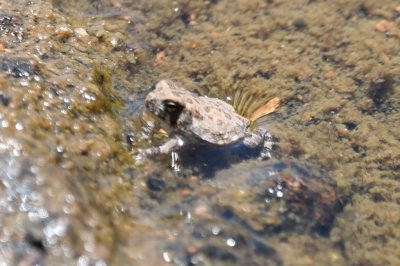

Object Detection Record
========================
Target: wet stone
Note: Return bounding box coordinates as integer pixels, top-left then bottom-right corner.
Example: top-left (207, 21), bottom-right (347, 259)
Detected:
top-left (352, 145), bottom-right (366, 156)
top-left (255, 70), bottom-right (274, 80)
top-left (0, 94), bottom-right (11, 106)
top-left (367, 75), bottom-right (394, 107)
top-left (201, 245), bottom-right (236, 262)
top-left (24, 233), bottom-right (46, 254)
top-left (160, 219), bottom-right (283, 266)
top-left (146, 178), bottom-right (166, 191)
top-left (0, 57), bottom-right (38, 78)
top-left (344, 122), bottom-right (358, 131)
top-left (126, 133), bottom-right (135, 148)
top-left (357, 4), bottom-right (369, 17)
top-left (293, 19), bottom-right (307, 30)
top-left (214, 160), bottom-right (340, 235)
top-left (0, 15), bottom-right (21, 33)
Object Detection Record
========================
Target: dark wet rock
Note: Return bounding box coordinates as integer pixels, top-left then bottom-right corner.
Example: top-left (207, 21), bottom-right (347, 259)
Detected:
top-left (0, 15), bottom-right (21, 33)
top-left (157, 220), bottom-right (283, 266)
top-left (0, 155), bottom-right (56, 265)
top-left (293, 19), bottom-right (307, 30)
top-left (0, 1), bottom-right (135, 264)
top-left (196, 223), bottom-right (282, 266)
top-left (367, 75), bottom-right (394, 107)
top-left (0, 15), bottom-right (16, 26)
top-left (255, 70), bottom-right (275, 80)
top-left (190, 70), bottom-right (205, 83)
top-left (0, 57), bottom-right (39, 78)
top-left (0, 153), bottom-right (119, 265)
top-left (202, 245), bottom-right (237, 262)
top-left (146, 177), bottom-right (166, 191)
top-left (213, 160), bottom-right (340, 235)
top-left (133, 159), bottom-right (337, 264)
top-left (0, 94), bottom-right (11, 106)
top-left (353, 78), bottom-right (363, 86)
top-left (344, 122), bottom-right (358, 131)
top-left (357, 4), bottom-right (369, 17)
top-left (126, 132), bottom-right (135, 148)
top-left (179, 10), bottom-right (191, 26)
top-left (24, 233), bottom-right (46, 254)
top-left (253, 239), bottom-right (278, 259)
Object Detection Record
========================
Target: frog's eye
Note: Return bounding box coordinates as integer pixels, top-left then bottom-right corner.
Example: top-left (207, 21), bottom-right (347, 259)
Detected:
top-left (164, 101), bottom-right (179, 113)
top-left (163, 100), bottom-right (184, 126)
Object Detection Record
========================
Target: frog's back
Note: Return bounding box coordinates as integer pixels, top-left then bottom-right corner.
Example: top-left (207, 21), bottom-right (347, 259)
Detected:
top-left (178, 96), bottom-right (250, 145)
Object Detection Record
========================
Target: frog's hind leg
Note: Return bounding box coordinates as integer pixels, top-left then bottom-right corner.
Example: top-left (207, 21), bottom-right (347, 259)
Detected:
top-left (243, 128), bottom-right (267, 148)
top-left (260, 131), bottom-right (274, 159)
top-left (243, 129), bottom-right (274, 159)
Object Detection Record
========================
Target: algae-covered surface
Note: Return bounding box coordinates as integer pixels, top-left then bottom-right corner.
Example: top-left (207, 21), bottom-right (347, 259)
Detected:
top-left (0, 0), bottom-right (399, 265)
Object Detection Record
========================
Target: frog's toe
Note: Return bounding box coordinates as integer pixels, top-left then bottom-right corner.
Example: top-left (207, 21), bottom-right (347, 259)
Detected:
top-left (243, 130), bottom-right (266, 148)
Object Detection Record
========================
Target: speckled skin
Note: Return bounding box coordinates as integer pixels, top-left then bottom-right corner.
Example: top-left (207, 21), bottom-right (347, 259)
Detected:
top-left (144, 80), bottom-right (267, 155)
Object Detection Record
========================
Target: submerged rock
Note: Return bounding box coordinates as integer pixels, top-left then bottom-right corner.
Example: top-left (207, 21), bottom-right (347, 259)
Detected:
top-left (213, 160), bottom-right (340, 235)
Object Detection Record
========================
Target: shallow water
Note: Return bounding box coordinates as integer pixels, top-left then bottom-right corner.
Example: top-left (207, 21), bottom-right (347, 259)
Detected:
top-left (0, 0), bottom-right (399, 265)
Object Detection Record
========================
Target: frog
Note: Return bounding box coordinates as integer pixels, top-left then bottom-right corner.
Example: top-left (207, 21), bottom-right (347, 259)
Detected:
top-left (143, 79), bottom-right (272, 156)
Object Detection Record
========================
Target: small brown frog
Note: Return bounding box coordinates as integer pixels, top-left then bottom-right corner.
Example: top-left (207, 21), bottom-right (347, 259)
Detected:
top-left (144, 80), bottom-right (270, 155)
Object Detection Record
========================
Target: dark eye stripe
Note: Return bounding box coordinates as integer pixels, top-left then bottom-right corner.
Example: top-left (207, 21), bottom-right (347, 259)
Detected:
top-left (162, 100), bottom-right (184, 126)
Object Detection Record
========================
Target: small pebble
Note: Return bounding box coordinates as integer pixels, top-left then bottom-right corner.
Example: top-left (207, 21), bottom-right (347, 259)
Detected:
top-left (375, 19), bottom-right (397, 35)
top-left (343, 122), bottom-right (358, 131)
top-left (55, 25), bottom-right (73, 40)
top-left (189, 12), bottom-right (198, 25)
top-left (293, 19), bottom-right (307, 30)
top-left (146, 178), bottom-right (166, 192)
top-left (296, 95), bottom-right (305, 101)
top-left (375, 20), bottom-right (389, 32)
top-left (303, 112), bottom-right (315, 122)
top-left (187, 245), bottom-right (200, 254)
top-left (180, 189), bottom-right (192, 197)
top-left (111, 0), bottom-right (122, 8)
top-left (116, 15), bottom-right (132, 21)
top-left (194, 204), bottom-right (210, 217)
top-left (155, 51), bottom-right (166, 66)
top-left (75, 28), bottom-right (89, 39)
top-left (324, 70), bottom-right (336, 79)
top-left (188, 175), bottom-right (199, 186)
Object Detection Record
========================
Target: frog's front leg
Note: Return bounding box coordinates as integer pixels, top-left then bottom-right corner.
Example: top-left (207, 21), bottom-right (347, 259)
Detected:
top-left (144, 136), bottom-right (184, 156)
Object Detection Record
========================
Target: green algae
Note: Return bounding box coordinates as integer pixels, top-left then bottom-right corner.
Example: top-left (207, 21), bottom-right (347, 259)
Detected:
top-left (91, 66), bottom-right (124, 112)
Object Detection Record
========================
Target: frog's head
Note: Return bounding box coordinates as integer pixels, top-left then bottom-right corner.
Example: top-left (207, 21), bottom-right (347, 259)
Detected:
top-left (145, 80), bottom-right (187, 127)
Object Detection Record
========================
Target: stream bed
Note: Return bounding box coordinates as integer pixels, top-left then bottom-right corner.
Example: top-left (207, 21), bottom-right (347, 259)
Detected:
top-left (0, 0), bottom-right (399, 265)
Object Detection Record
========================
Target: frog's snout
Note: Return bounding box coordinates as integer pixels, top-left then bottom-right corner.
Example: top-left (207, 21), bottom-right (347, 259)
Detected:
top-left (145, 100), bottom-right (166, 119)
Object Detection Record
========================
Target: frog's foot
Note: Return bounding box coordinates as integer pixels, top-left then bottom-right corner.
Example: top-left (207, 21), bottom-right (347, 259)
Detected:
top-left (243, 128), bottom-right (268, 148)
top-left (143, 136), bottom-right (184, 156)
top-left (260, 131), bottom-right (274, 160)
top-left (263, 131), bottom-right (274, 150)
top-left (243, 129), bottom-right (274, 159)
